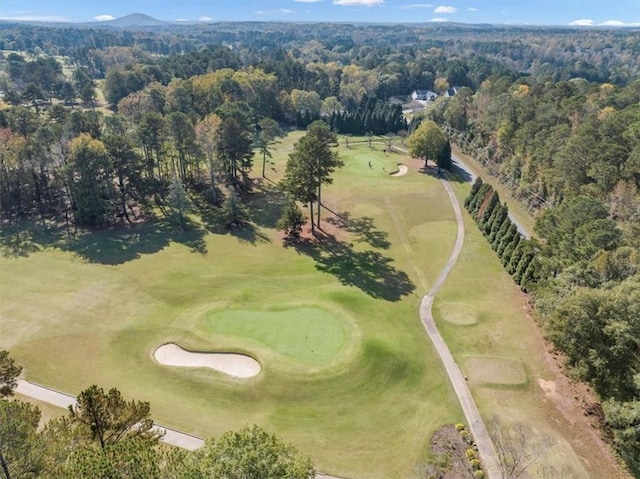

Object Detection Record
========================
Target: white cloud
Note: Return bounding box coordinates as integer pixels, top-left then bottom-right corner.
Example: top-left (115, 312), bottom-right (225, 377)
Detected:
top-left (599, 20), bottom-right (640, 26)
top-left (466, 7), bottom-right (478, 12)
top-left (429, 17), bottom-right (448, 22)
top-left (198, 16), bottom-right (212, 21)
top-left (93, 14), bottom-right (114, 21)
top-left (434, 5), bottom-right (456, 13)
top-left (567, 18), bottom-right (640, 27)
top-left (175, 18), bottom-right (189, 22)
top-left (569, 18), bottom-right (594, 26)
top-left (333, 0), bottom-right (384, 6)
top-left (401, 3), bottom-right (433, 9)
top-left (294, 0), bottom-right (321, 2)
top-left (255, 8), bottom-right (294, 15)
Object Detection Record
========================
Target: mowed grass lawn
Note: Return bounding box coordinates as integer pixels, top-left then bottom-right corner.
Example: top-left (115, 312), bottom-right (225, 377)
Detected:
top-left (0, 133), bottom-right (462, 478)
top-left (0, 131), bottom-right (604, 478)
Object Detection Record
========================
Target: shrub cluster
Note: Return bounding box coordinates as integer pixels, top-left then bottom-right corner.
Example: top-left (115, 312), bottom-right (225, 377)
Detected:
top-left (455, 424), bottom-right (485, 478)
top-left (464, 178), bottom-right (539, 292)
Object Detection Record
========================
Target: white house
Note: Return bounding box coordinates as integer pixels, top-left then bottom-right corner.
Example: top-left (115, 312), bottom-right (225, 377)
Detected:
top-left (411, 89), bottom-right (437, 101)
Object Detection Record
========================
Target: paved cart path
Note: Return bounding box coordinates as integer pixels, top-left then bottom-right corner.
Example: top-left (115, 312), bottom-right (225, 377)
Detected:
top-left (419, 178), bottom-right (501, 479)
top-left (15, 147), bottom-right (501, 478)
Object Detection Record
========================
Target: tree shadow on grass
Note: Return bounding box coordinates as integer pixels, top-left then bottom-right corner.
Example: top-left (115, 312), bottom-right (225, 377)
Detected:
top-left (324, 209), bottom-right (390, 250)
top-left (419, 164), bottom-right (468, 184)
top-left (0, 221), bottom-right (65, 258)
top-left (62, 219), bottom-right (208, 264)
top-left (245, 178), bottom-right (288, 229)
top-left (291, 231), bottom-right (414, 301)
top-left (229, 223), bottom-right (271, 245)
top-left (194, 192), bottom-right (270, 246)
top-left (0, 218), bottom-right (208, 265)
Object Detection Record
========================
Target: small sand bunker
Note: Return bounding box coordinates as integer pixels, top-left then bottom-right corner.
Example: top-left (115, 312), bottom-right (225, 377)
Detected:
top-left (390, 164), bottom-right (408, 177)
top-left (154, 343), bottom-right (260, 378)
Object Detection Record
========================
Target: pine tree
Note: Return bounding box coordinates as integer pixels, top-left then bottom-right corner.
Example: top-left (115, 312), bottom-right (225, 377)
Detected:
top-left (507, 240), bottom-right (527, 275)
top-left (436, 140), bottom-right (452, 171)
top-left (221, 191), bottom-right (249, 228)
top-left (488, 204), bottom-right (508, 241)
top-left (501, 233), bottom-right (521, 266)
top-left (277, 201), bottom-right (306, 241)
top-left (166, 175), bottom-right (191, 230)
top-left (497, 223), bottom-right (518, 257)
top-left (479, 190), bottom-right (499, 227)
top-left (491, 216), bottom-right (512, 249)
top-left (465, 177), bottom-right (483, 209)
top-left (469, 183), bottom-right (492, 217)
top-left (483, 202), bottom-right (504, 236)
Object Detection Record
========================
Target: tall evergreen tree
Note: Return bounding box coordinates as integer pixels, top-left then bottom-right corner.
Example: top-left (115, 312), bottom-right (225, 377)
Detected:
top-left (281, 121), bottom-right (343, 235)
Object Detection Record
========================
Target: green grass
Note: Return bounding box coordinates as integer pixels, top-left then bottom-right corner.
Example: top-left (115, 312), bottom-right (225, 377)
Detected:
top-left (0, 135), bottom-right (461, 479)
top-left (200, 307), bottom-right (347, 365)
top-left (430, 180), bottom-right (595, 477)
top-left (0, 132), bottom-right (600, 478)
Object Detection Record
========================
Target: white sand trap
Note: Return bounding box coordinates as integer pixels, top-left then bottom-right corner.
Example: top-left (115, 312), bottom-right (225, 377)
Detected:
top-left (154, 343), bottom-right (261, 378)
top-left (390, 164), bottom-right (408, 177)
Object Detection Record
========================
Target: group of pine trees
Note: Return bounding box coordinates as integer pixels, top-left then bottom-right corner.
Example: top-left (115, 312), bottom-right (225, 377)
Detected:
top-left (464, 178), bottom-right (539, 291)
top-left (295, 97), bottom-right (407, 135)
top-left (327, 100), bottom-right (406, 136)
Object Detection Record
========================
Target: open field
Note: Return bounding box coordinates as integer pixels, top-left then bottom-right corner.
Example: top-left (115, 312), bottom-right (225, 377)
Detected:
top-left (0, 136), bottom-right (460, 478)
top-left (0, 132), bottom-right (619, 478)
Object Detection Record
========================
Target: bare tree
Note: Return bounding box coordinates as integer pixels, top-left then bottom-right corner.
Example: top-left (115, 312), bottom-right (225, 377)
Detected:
top-left (488, 416), bottom-right (550, 479)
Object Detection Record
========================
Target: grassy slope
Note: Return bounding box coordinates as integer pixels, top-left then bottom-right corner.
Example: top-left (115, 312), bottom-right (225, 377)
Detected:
top-left (0, 132), bottom-right (604, 478)
top-left (434, 180), bottom-right (593, 477)
top-left (0, 136), bottom-right (460, 478)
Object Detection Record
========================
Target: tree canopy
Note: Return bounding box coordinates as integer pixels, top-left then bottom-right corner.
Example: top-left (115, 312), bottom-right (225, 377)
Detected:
top-left (281, 121), bottom-right (343, 235)
top-left (407, 120), bottom-right (447, 166)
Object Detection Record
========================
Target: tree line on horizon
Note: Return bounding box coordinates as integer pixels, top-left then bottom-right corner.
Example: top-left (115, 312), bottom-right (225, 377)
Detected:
top-left (1, 19), bottom-right (639, 477)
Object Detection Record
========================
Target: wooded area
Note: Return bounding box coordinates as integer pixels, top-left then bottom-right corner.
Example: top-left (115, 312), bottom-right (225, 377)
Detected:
top-left (0, 19), bottom-right (639, 477)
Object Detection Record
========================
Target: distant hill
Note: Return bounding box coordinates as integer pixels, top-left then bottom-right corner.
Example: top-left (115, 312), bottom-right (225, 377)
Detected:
top-left (105, 13), bottom-right (165, 27)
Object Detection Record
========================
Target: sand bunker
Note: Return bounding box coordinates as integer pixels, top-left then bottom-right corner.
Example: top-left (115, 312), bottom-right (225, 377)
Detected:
top-left (390, 164), bottom-right (408, 177)
top-left (154, 343), bottom-right (260, 378)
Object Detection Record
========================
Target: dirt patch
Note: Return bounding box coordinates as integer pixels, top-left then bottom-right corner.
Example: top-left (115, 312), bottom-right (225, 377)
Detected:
top-left (421, 424), bottom-right (475, 479)
top-left (465, 356), bottom-right (527, 386)
top-left (154, 343), bottom-right (260, 378)
top-left (518, 297), bottom-right (634, 479)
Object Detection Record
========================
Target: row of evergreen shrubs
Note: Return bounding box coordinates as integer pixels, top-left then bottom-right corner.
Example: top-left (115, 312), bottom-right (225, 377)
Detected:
top-left (464, 178), bottom-right (539, 292)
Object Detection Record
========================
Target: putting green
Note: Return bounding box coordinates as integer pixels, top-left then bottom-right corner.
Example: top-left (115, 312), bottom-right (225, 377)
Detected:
top-left (201, 307), bottom-right (347, 365)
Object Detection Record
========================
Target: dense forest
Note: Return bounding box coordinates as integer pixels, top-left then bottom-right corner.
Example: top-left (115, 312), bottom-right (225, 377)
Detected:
top-left (1, 19), bottom-right (639, 477)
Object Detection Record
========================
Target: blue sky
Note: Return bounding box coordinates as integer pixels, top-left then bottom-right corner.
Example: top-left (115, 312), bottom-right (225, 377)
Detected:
top-left (1, 0), bottom-right (639, 26)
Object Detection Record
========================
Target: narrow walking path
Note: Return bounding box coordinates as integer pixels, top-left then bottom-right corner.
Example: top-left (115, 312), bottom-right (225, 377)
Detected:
top-left (450, 151), bottom-right (530, 239)
top-left (419, 177), bottom-right (501, 479)
top-left (16, 379), bottom-right (206, 451)
top-left (15, 147), bottom-right (501, 478)
top-left (15, 379), bottom-right (337, 476)
top-left (393, 145), bottom-right (501, 477)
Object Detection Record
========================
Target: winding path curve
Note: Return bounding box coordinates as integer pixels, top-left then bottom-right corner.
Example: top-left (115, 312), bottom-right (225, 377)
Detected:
top-left (15, 147), bottom-right (500, 478)
top-left (393, 145), bottom-right (501, 478)
top-left (420, 178), bottom-right (501, 479)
